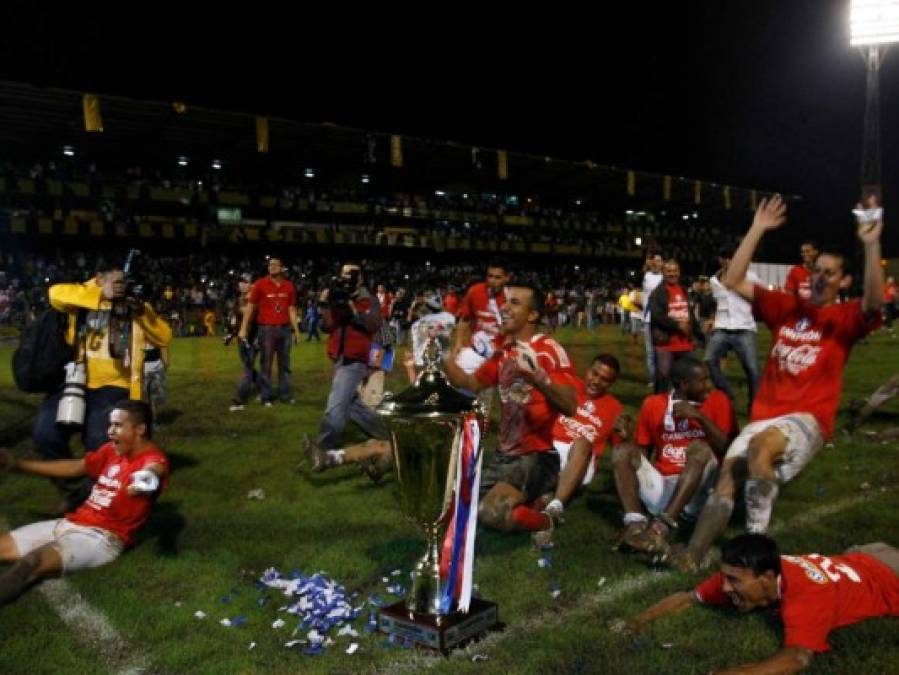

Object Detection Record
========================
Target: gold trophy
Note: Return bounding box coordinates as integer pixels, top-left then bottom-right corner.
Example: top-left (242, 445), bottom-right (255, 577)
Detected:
top-left (376, 339), bottom-right (497, 650)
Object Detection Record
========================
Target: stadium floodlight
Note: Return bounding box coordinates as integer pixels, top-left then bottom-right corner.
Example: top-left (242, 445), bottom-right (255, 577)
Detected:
top-left (62, 145), bottom-right (74, 157)
top-left (361, 174), bottom-right (371, 184)
top-left (635, 237), bottom-right (642, 246)
top-left (850, 0), bottom-right (897, 197)
top-left (304, 167), bottom-right (315, 178)
top-left (850, 0), bottom-right (899, 46)
top-left (177, 156), bottom-right (189, 167)
top-left (211, 159), bottom-right (222, 170)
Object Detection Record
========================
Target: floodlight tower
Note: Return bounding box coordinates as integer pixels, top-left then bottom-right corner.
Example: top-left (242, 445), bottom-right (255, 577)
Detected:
top-left (850, 0), bottom-right (899, 200)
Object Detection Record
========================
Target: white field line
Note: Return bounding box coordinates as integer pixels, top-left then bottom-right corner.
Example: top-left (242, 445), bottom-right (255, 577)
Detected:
top-left (382, 491), bottom-right (880, 672)
top-left (0, 517), bottom-right (150, 675)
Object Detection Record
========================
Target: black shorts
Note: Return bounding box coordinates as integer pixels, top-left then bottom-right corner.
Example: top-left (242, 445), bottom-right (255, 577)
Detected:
top-left (479, 451), bottom-right (560, 503)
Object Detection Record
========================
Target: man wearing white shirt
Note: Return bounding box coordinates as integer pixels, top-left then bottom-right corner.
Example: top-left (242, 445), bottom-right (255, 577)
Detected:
top-left (706, 247), bottom-right (761, 414)
top-left (641, 252), bottom-right (664, 388)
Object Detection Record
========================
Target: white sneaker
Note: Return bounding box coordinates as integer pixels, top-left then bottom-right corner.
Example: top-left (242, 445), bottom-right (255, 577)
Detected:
top-left (263, 401), bottom-right (273, 408)
top-left (229, 404), bottom-right (245, 412)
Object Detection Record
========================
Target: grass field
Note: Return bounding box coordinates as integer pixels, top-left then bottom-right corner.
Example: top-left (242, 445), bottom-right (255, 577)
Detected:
top-left (0, 325), bottom-right (898, 674)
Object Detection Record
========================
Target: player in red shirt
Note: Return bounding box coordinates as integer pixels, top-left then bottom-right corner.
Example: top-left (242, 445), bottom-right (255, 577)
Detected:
top-left (671, 195), bottom-right (883, 572)
top-left (239, 256), bottom-right (300, 406)
top-left (444, 283), bottom-right (577, 535)
top-left (618, 534), bottom-right (899, 674)
top-left (453, 260), bottom-right (509, 371)
top-left (648, 259), bottom-right (696, 393)
top-left (612, 356), bottom-right (735, 556)
top-left (531, 353), bottom-right (629, 546)
top-left (0, 401), bottom-right (168, 606)
top-left (784, 239), bottom-right (819, 300)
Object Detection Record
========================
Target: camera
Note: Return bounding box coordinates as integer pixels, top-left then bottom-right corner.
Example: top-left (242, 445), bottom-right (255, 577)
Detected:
top-left (56, 361), bottom-right (87, 426)
top-left (122, 248), bottom-right (146, 302)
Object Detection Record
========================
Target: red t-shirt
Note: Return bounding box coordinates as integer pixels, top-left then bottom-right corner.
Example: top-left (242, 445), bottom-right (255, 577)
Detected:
top-left (443, 292), bottom-right (460, 316)
top-left (657, 283), bottom-right (694, 352)
top-left (475, 334), bottom-right (576, 454)
top-left (694, 553), bottom-right (899, 652)
top-left (751, 286), bottom-right (881, 439)
top-left (785, 265), bottom-right (812, 299)
top-left (67, 442), bottom-right (169, 546)
top-left (457, 282), bottom-right (505, 344)
top-left (552, 377), bottom-right (624, 458)
top-left (377, 292), bottom-right (392, 319)
top-left (248, 276), bottom-right (296, 326)
top-left (635, 389), bottom-right (735, 476)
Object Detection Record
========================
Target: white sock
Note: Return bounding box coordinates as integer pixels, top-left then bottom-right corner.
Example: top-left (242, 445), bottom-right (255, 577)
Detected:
top-left (326, 450), bottom-right (346, 465)
top-left (623, 512), bottom-right (649, 527)
top-left (745, 478), bottom-right (779, 534)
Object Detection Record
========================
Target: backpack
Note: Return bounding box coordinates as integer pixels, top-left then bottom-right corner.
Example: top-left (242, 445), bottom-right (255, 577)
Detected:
top-left (12, 309), bottom-right (80, 393)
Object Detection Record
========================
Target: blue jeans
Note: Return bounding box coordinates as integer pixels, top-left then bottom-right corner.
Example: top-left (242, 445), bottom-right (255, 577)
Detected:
top-left (258, 325), bottom-right (292, 403)
top-left (620, 310), bottom-right (631, 334)
top-left (317, 360), bottom-right (388, 450)
top-left (33, 385), bottom-right (129, 504)
top-left (643, 320), bottom-right (656, 384)
top-left (233, 341), bottom-right (259, 404)
top-left (704, 329), bottom-right (761, 413)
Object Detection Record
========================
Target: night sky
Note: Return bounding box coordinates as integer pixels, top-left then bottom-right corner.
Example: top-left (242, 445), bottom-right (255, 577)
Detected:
top-left (1, 0), bottom-right (895, 251)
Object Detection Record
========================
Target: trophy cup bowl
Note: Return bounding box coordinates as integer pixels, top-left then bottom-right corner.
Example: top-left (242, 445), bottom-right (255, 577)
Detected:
top-left (375, 340), bottom-right (498, 650)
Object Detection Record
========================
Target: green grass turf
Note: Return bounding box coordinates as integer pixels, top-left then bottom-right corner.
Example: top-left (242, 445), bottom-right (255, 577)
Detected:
top-left (0, 325), bottom-right (898, 674)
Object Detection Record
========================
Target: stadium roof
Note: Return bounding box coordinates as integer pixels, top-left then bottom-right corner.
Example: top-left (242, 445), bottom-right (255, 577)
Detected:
top-left (0, 80), bottom-right (799, 221)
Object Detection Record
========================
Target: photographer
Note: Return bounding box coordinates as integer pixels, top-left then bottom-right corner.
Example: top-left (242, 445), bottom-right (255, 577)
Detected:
top-left (32, 263), bottom-right (172, 511)
top-left (227, 273), bottom-right (259, 411)
top-left (312, 263), bottom-right (388, 455)
top-left (238, 257), bottom-right (300, 406)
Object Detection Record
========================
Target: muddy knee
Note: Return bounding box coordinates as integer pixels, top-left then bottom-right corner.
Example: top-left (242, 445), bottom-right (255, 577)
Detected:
top-left (478, 497), bottom-right (515, 531)
top-left (612, 442), bottom-right (642, 471)
top-left (684, 440), bottom-right (713, 466)
top-left (747, 429), bottom-right (785, 478)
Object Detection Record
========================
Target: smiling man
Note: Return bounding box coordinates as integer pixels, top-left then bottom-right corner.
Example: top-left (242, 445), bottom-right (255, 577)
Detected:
top-left (0, 401), bottom-right (168, 606)
top-left (669, 195), bottom-right (884, 572)
top-left (619, 534), bottom-right (899, 674)
top-left (444, 282), bottom-right (577, 534)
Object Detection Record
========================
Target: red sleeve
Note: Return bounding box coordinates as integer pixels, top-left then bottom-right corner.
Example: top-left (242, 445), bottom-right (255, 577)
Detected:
top-left (706, 391), bottom-right (736, 437)
top-left (248, 280), bottom-right (263, 304)
top-left (781, 600), bottom-right (833, 652)
top-left (836, 299), bottom-right (882, 345)
top-left (784, 267), bottom-right (799, 293)
top-left (635, 398), bottom-right (656, 448)
top-left (83, 443), bottom-right (112, 479)
top-left (474, 352), bottom-right (501, 387)
top-left (693, 572), bottom-right (731, 606)
top-left (457, 287), bottom-right (474, 320)
top-left (752, 285), bottom-right (796, 330)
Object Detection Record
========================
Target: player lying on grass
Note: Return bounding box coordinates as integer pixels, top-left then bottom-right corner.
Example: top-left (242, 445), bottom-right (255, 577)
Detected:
top-left (0, 401), bottom-right (168, 606)
top-left (615, 533), bottom-right (899, 675)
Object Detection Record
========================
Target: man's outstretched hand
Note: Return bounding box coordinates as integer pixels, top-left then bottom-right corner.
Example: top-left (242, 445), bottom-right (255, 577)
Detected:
top-left (751, 194), bottom-right (787, 232)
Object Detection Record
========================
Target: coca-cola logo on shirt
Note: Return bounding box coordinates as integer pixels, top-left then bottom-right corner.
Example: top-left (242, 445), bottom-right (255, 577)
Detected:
top-left (661, 444), bottom-right (686, 464)
top-left (772, 317), bottom-right (823, 375)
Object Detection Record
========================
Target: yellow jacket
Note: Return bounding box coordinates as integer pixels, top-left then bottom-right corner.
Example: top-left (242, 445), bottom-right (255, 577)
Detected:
top-left (49, 281), bottom-right (172, 399)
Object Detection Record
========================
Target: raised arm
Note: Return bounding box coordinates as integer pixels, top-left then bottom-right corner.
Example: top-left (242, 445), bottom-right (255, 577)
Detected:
top-left (723, 196), bottom-right (788, 301)
top-left (0, 449), bottom-right (86, 479)
top-left (857, 197), bottom-right (884, 315)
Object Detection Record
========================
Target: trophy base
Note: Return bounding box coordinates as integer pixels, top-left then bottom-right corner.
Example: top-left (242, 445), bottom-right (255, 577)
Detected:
top-left (378, 598), bottom-right (499, 652)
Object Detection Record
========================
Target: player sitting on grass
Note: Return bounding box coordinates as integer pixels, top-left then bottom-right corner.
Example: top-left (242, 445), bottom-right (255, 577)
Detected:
top-left (0, 401), bottom-right (168, 606)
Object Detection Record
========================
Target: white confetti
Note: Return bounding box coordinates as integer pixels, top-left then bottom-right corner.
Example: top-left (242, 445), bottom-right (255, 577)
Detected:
top-left (338, 625), bottom-right (359, 637)
top-left (284, 640), bottom-right (303, 648)
top-left (597, 577), bottom-right (607, 588)
top-left (382, 577), bottom-right (390, 583)
top-left (661, 642), bottom-right (674, 649)
top-left (550, 589), bottom-right (561, 599)
top-left (194, 610), bottom-right (206, 619)
top-left (272, 618), bottom-right (286, 629)
top-left (472, 654), bottom-right (488, 662)
top-left (220, 618), bottom-right (232, 627)
top-left (248, 642), bottom-right (256, 650)
top-left (537, 558), bottom-right (550, 569)
top-left (174, 601), bottom-right (183, 607)
top-left (391, 569), bottom-right (402, 576)
top-left (346, 642), bottom-right (359, 655)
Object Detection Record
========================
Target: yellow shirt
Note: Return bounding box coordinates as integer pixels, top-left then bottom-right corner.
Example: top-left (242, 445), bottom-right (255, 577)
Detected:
top-left (618, 293), bottom-right (638, 313)
top-left (50, 281), bottom-right (172, 398)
